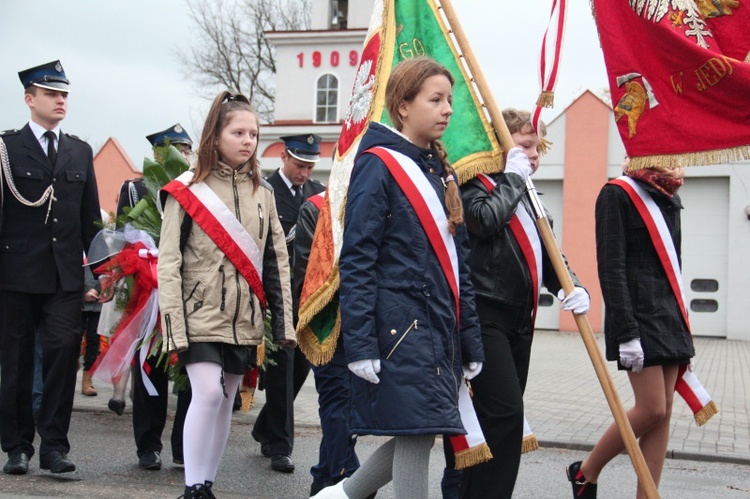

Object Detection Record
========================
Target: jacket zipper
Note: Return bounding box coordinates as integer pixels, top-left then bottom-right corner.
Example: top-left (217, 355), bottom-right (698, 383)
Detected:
top-left (386, 319), bottom-right (418, 360)
top-left (219, 265), bottom-right (226, 311)
top-left (231, 171), bottom-right (241, 344)
top-left (449, 310), bottom-right (459, 405)
top-left (258, 203), bottom-right (264, 239)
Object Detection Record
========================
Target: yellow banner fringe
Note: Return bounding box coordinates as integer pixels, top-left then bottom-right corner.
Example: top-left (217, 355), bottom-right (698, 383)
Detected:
top-left (628, 145), bottom-right (750, 171)
top-left (522, 434), bottom-right (539, 454)
top-left (536, 90), bottom-right (555, 109)
top-left (694, 400), bottom-right (719, 427)
top-left (454, 442), bottom-right (493, 470)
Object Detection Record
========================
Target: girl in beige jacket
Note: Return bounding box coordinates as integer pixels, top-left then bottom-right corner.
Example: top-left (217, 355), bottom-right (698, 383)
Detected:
top-left (158, 91), bottom-right (295, 499)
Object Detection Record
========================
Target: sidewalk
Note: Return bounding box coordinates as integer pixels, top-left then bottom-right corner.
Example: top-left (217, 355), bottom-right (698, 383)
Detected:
top-left (74, 331), bottom-right (750, 464)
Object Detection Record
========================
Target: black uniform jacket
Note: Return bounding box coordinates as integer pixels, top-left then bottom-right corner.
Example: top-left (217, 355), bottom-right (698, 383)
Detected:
top-left (0, 124), bottom-right (101, 293)
top-left (265, 169), bottom-right (325, 238)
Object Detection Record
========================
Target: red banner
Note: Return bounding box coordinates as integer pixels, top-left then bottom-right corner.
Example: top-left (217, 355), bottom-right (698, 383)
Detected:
top-left (592, 0), bottom-right (750, 169)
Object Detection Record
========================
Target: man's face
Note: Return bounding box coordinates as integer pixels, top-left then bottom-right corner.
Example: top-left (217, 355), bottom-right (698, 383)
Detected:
top-left (511, 125), bottom-right (541, 173)
top-left (176, 143), bottom-right (193, 162)
top-left (281, 150), bottom-right (315, 186)
top-left (25, 87), bottom-right (68, 128)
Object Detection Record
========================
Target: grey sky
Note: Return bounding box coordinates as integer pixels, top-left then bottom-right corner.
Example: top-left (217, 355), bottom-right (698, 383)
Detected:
top-left (0, 0), bottom-right (607, 167)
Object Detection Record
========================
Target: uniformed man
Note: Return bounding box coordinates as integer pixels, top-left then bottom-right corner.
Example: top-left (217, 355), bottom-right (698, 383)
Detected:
top-left (253, 134), bottom-right (325, 473)
top-left (0, 60), bottom-right (101, 475)
top-left (113, 125), bottom-right (193, 471)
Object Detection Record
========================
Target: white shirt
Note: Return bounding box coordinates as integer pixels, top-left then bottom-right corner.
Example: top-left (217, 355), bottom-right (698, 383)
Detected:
top-left (277, 168), bottom-right (297, 196)
top-left (28, 120), bottom-right (60, 154)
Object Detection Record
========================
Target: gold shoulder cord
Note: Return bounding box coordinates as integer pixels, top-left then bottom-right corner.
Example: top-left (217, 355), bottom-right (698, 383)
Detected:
top-left (0, 137), bottom-right (56, 223)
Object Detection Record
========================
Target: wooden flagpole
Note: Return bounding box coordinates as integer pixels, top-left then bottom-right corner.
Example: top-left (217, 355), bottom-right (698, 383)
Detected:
top-left (437, 0), bottom-right (660, 497)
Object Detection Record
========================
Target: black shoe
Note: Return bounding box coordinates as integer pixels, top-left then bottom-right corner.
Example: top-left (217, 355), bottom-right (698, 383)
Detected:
top-left (251, 429), bottom-right (271, 458)
top-left (204, 480), bottom-right (216, 499)
top-left (138, 451), bottom-right (162, 470)
top-left (182, 483), bottom-right (209, 499)
top-left (3, 453), bottom-right (30, 475)
top-left (39, 451), bottom-right (76, 473)
top-left (108, 398), bottom-right (125, 416)
top-left (567, 461), bottom-right (597, 498)
top-left (270, 454), bottom-right (295, 473)
top-left (173, 456), bottom-right (184, 466)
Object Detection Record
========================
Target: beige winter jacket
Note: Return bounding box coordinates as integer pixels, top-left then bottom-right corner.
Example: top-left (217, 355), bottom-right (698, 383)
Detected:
top-left (158, 162), bottom-right (295, 353)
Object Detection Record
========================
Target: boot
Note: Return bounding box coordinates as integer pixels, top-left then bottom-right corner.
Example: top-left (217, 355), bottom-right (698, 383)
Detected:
top-left (182, 484), bottom-right (208, 499)
top-left (81, 370), bottom-right (97, 396)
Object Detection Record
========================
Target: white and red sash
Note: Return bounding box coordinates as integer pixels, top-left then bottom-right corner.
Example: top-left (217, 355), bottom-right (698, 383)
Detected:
top-left (610, 177), bottom-right (718, 425)
top-left (476, 173), bottom-right (542, 326)
top-left (364, 147), bottom-right (460, 319)
top-left (161, 171), bottom-right (267, 308)
top-left (365, 148), bottom-right (492, 467)
top-left (609, 176), bottom-right (689, 330)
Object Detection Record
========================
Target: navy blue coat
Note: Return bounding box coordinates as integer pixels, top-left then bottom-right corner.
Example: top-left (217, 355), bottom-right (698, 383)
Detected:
top-left (339, 123), bottom-right (484, 437)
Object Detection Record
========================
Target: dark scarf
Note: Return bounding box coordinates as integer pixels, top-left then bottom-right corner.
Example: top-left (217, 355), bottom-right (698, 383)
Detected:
top-left (626, 167), bottom-right (683, 197)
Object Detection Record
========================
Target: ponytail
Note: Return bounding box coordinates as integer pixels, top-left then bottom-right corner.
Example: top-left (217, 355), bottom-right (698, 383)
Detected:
top-left (434, 140), bottom-right (463, 235)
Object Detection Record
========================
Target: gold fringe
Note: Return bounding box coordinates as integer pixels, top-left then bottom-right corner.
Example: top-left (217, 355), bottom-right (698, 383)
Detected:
top-left (297, 270), bottom-right (341, 336)
top-left (239, 386), bottom-right (255, 413)
top-left (536, 91), bottom-right (555, 109)
top-left (454, 443), bottom-right (493, 470)
top-left (521, 434), bottom-right (539, 454)
top-left (694, 401), bottom-right (719, 427)
top-left (628, 145), bottom-right (750, 171)
top-left (297, 315), bottom-right (341, 367)
top-left (256, 341), bottom-right (265, 367)
top-left (456, 158), bottom-right (505, 185)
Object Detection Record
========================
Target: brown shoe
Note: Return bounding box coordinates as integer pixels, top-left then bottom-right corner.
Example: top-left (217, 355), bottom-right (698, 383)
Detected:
top-left (81, 370), bottom-right (97, 396)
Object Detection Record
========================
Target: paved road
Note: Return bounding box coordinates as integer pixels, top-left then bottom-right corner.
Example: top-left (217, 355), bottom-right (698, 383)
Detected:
top-left (0, 411), bottom-right (748, 498)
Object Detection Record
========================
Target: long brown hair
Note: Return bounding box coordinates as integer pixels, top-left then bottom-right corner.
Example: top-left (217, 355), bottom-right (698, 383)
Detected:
top-left (385, 57), bottom-right (463, 234)
top-left (192, 91), bottom-right (260, 191)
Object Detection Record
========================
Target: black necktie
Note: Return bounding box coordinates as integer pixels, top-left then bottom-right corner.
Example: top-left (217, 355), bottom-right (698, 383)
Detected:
top-left (44, 131), bottom-right (57, 166)
top-left (294, 185), bottom-right (303, 206)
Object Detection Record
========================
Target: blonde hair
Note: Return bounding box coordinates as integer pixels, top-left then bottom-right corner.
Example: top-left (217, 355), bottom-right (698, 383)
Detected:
top-left (502, 108), bottom-right (547, 137)
top-left (385, 57), bottom-right (463, 234)
top-left (193, 91), bottom-right (260, 191)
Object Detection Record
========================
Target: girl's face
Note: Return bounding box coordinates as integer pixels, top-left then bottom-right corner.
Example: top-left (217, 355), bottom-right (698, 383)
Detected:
top-left (217, 110), bottom-right (258, 169)
top-left (398, 74), bottom-right (453, 149)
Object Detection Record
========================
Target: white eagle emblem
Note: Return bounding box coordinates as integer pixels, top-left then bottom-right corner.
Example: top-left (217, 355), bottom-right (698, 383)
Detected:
top-left (344, 59), bottom-right (376, 130)
top-left (628, 0), bottom-right (713, 48)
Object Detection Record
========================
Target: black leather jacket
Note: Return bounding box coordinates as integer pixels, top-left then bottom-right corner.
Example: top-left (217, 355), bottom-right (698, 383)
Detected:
top-left (462, 171), bottom-right (582, 325)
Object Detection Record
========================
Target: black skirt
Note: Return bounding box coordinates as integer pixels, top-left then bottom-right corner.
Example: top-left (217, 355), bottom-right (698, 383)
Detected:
top-left (178, 342), bottom-right (257, 375)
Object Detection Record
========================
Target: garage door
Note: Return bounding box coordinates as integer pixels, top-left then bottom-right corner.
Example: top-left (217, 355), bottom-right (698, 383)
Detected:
top-left (533, 180), bottom-right (563, 330)
top-left (679, 177), bottom-right (728, 337)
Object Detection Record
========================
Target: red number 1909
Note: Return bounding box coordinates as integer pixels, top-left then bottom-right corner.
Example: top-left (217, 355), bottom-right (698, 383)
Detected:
top-left (297, 50), bottom-right (359, 68)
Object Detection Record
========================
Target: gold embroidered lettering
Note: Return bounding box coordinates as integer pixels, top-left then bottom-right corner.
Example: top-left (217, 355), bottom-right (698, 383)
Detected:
top-left (670, 72), bottom-right (685, 96)
top-left (696, 57), bottom-right (734, 91)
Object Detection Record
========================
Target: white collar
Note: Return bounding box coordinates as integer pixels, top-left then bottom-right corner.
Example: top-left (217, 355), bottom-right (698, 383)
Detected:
top-left (278, 168), bottom-right (296, 194)
top-left (29, 120), bottom-right (61, 142)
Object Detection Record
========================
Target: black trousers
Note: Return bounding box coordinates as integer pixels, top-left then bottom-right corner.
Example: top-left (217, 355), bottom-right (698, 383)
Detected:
top-left (253, 345), bottom-right (311, 456)
top-left (0, 288), bottom-right (82, 458)
top-left (132, 347), bottom-right (191, 459)
top-left (81, 311), bottom-right (100, 371)
top-left (459, 304), bottom-right (533, 499)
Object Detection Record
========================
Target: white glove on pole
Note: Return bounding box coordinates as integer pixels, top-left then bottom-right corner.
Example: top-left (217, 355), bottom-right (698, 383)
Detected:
top-left (463, 361), bottom-right (483, 380)
top-left (557, 287), bottom-right (591, 314)
top-left (348, 359), bottom-right (381, 384)
top-left (619, 338), bottom-right (644, 373)
top-left (504, 148), bottom-right (533, 182)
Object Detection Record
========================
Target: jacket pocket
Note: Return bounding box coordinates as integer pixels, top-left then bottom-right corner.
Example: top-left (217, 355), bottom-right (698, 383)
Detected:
top-left (0, 239), bottom-right (28, 253)
top-left (65, 170), bottom-right (87, 182)
top-left (183, 281), bottom-right (206, 317)
top-left (384, 319), bottom-right (419, 360)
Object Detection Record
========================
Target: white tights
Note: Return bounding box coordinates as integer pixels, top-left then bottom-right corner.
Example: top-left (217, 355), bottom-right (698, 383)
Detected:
top-left (183, 362), bottom-right (242, 487)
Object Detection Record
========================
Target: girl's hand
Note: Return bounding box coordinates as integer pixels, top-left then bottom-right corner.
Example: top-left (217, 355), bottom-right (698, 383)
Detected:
top-left (275, 339), bottom-right (297, 348)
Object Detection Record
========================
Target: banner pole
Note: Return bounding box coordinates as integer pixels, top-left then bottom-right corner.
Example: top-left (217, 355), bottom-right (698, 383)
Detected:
top-left (438, 0), bottom-right (660, 496)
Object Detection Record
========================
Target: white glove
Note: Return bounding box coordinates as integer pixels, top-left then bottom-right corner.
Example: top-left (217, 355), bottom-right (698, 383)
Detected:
top-left (348, 359), bottom-right (381, 384)
top-left (619, 338), bottom-right (644, 373)
top-left (463, 362), bottom-right (483, 380)
top-left (557, 287), bottom-right (590, 314)
top-left (688, 358), bottom-right (695, 372)
top-left (504, 147), bottom-right (533, 182)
